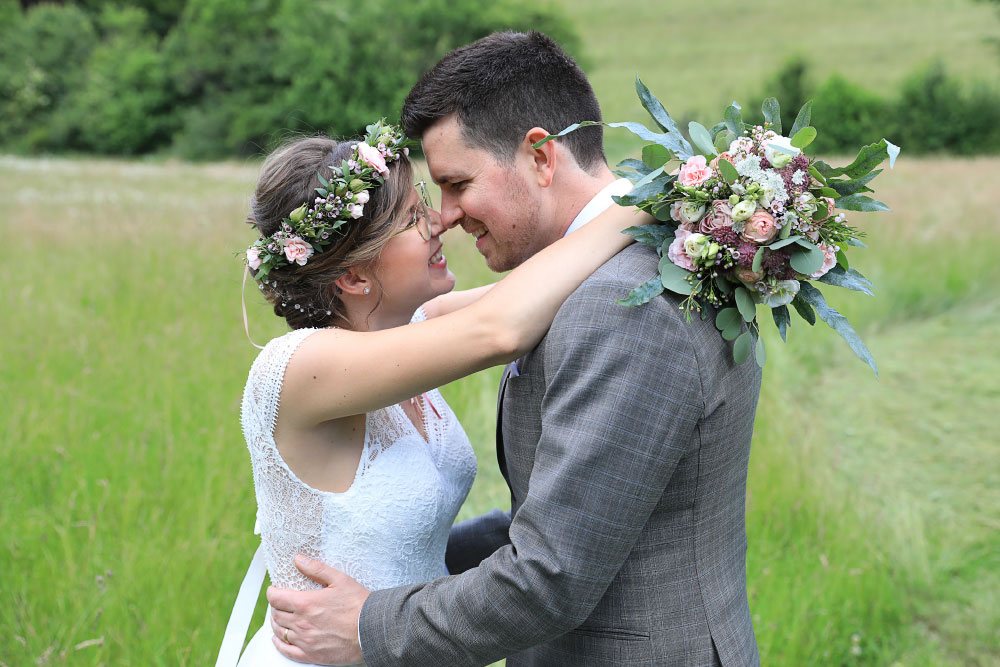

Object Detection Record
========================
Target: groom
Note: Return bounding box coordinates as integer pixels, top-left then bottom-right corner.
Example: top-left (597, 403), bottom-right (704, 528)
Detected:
top-left (268, 31), bottom-right (762, 666)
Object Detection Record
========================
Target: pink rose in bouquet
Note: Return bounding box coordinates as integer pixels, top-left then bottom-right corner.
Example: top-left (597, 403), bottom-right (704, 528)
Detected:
top-left (809, 242), bottom-right (838, 279)
top-left (741, 209), bottom-right (778, 244)
top-left (678, 155), bottom-right (713, 187)
top-left (699, 200), bottom-right (734, 235)
top-left (709, 152), bottom-right (733, 171)
top-left (667, 228), bottom-right (697, 271)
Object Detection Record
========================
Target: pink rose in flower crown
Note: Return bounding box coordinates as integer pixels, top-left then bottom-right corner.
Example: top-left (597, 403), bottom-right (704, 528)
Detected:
top-left (356, 142), bottom-right (389, 176)
top-left (698, 200), bottom-right (734, 235)
top-left (667, 228), bottom-right (697, 271)
top-left (678, 155), bottom-right (713, 187)
top-left (809, 242), bottom-right (838, 279)
top-left (246, 247), bottom-right (262, 271)
top-left (741, 209), bottom-right (778, 244)
top-left (282, 236), bottom-right (314, 266)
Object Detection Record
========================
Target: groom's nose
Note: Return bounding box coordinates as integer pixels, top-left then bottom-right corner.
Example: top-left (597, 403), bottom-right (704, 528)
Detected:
top-left (437, 192), bottom-right (463, 231)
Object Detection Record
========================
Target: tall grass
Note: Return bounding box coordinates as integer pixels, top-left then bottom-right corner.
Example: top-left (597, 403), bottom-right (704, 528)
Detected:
top-left (2, 153), bottom-right (997, 665)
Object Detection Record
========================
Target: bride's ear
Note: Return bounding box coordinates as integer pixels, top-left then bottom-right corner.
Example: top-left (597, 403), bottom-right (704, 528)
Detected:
top-left (334, 267), bottom-right (375, 297)
top-left (523, 127), bottom-right (557, 189)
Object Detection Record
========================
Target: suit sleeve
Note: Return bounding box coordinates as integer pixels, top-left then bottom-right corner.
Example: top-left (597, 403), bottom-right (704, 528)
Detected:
top-left (359, 277), bottom-right (704, 666)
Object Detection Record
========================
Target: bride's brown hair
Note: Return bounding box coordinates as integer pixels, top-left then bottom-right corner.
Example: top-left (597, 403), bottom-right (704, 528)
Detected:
top-left (247, 136), bottom-right (414, 330)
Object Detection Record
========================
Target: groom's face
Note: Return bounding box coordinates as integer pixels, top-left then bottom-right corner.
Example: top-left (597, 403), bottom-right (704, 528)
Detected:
top-left (422, 115), bottom-right (553, 272)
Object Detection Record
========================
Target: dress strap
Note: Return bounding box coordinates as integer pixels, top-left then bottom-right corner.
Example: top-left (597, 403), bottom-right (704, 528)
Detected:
top-left (215, 540), bottom-right (266, 667)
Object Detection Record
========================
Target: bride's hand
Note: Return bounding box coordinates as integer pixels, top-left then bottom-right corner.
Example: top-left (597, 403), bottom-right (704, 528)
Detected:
top-left (267, 555), bottom-right (370, 666)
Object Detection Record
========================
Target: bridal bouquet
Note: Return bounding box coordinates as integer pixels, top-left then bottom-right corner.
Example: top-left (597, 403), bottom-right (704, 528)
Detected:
top-left (537, 79), bottom-right (899, 374)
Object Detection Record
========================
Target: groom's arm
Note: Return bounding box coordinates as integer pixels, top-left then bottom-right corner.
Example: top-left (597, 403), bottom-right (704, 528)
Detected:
top-left (445, 509), bottom-right (511, 575)
top-left (359, 275), bottom-right (703, 666)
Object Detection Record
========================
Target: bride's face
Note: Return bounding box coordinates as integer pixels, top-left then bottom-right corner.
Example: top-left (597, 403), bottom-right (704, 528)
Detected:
top-left (373, 184), bottom-right (455, 314)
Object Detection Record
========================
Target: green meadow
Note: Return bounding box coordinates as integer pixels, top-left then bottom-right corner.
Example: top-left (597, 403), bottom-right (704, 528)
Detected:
top-left (3, 1), bottom-right (1000, 665)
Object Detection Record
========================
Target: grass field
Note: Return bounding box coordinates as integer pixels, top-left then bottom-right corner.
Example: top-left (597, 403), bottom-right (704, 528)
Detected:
top-left (3, 1), bottom-right (1000, 664)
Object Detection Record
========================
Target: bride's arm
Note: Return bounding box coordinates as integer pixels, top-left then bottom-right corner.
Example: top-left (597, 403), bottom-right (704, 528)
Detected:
top-left (281, 203), bottom-right (652, 424)
top-left (422, 283), bottom-right (496, 319)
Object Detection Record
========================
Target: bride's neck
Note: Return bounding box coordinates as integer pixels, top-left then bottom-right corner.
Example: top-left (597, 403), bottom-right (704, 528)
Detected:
top-left (335, 301), bottom-right (415, 332)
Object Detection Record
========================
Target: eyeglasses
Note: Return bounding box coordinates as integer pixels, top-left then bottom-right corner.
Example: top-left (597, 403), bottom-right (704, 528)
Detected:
top-left (394, 181), bottom-right (434, 241)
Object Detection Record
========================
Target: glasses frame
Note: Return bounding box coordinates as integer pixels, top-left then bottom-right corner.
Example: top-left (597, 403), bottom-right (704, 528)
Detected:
top-left (393, 181), bottom-right (433, 241)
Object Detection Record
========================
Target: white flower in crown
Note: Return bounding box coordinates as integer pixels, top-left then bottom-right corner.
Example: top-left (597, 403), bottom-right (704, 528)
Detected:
top-left (354, 190), bottom-right (370, 204)
top-left (347, 203), bottom-right (364, 219)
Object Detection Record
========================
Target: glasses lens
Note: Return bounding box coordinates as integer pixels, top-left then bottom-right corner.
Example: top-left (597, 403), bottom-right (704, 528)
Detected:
top-left (414, 182), bottom-right (432, 240)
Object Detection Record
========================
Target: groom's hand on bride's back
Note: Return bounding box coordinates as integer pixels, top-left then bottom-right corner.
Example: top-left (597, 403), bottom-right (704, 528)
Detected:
top-left (265, 554), bottom-right (370, 666)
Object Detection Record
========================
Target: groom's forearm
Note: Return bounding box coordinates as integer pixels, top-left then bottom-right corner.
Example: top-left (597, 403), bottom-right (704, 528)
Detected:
top-left (445, 509), bottom-right (511, 575)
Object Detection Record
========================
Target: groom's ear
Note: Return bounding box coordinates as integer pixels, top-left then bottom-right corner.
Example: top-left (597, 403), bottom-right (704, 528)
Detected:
top-left (523, 127), bottom-right (557, 189)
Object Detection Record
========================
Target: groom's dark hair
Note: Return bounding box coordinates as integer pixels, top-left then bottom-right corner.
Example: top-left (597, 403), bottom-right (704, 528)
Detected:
top-left (401, 31), bottom-right (606, 172)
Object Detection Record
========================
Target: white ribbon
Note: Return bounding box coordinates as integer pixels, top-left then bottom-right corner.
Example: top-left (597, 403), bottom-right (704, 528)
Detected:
top-left (215, 521), bottom-right (266, 667)
top-left (242, 266), bottom-right (265, 350)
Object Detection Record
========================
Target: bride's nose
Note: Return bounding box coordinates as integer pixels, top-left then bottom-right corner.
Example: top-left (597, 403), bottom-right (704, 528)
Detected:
top-left (428, 208), bottom-right (446, 239)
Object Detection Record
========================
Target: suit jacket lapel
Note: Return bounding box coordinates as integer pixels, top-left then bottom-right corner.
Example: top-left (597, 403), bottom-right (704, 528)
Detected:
top-left (495, 363), bottom-right (513, 488)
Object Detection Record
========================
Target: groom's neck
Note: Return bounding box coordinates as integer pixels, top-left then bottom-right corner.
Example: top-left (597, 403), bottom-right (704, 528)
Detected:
top-left (551, 164), bottom-right (617, 238)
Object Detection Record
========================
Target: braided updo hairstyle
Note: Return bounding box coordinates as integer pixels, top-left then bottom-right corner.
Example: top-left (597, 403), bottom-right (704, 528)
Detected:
top-left (247, 136), bottom-right (414, 330)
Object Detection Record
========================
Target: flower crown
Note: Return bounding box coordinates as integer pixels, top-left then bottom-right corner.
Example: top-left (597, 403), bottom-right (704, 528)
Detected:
top-left (245, 120), bottom-right (413, 281)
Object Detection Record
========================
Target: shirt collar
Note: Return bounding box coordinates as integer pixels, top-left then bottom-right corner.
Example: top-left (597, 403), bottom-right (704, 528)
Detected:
top-left (564, 178), bottom-right (634, 237)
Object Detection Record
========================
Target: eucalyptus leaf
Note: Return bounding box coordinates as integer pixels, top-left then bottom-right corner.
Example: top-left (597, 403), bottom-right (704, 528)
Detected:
top-left (317, 173), bottom-right (330, 188)
top-left (658, 256), bottom-right (694, 295)
top-left (808, 164), bottom-right (827, 185)
top-left (652, 201), bottom-right (675, 221)
top-left (791, 293), bottom-right (816, 325)
top-left (789, 100), bottom-right (813, 137)
top-left (717, 159), bottom-right (739, 184)
top-left (616, 158), bottom-right (654, 177)
top-left (724, 104), bottom-right (744, 136)
top-left (315, 187), bottom-right (329, 197)
top-left (615, 173), bottom-right (671, 205)
top-left (772, 305), bottom-right (790, 342)
top-left (836, 249), bottom-right (850, 270)
top-left (716, 307), bottom-right (741, 332)
top-left (835, 194), bottom-right (890, 212)
top-left (623, 224), bottom-right (673, 248)
top-left (751, 247), bottom-right (764, 273)
top-left (642, 144), bottom-right (674, 169)
top-left (817, 265), bottom-right (873, 295)
top-left (761, 97), bottom-right (781, 134)
top-left (688, 121), bottom-right (717, 156)
top-left (616, 277), bottom-right (665, 306)
top-left (722, 323), bottom-right (742, 341)
top-left (715, 276), bottom-right (733, 295)
top-left (846, 237), bottom-right (868, 248)
top-left (817, 139), bottom-right (895, 180)
top-left (754, 335), bottom-right (766, 367)
top-left (635, 75), bottom-right (683, 135)
top-left (733, 331), bottom-right (753, 364)
top-left (828, 170), bottom-right (881, 197)
top-left (734, 286), bottom-right (756, 322)
top-left (797, 283), bottom-right (878, 375)
top-left (766, 235), bottom-right (803, 251)
top-left (788, 244), bottom-right (825, 275)
top-left (790, 126), bottom-right (816, 149)
top-left (713, 130), bottom-right (731, 154)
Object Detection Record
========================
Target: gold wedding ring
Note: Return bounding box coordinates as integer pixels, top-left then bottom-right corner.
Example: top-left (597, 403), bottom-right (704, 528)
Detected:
top-left (283, 627), bottom-right (289, 644)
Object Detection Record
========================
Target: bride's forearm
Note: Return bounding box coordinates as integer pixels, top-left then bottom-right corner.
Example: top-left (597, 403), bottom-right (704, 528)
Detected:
top-left (471, 204), bottom-right (652, 358)
top-left (422, 284), bottom-right (497, 319)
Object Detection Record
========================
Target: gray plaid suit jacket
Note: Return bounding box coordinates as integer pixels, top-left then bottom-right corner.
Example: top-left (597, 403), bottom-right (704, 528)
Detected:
top-left (360, 242), bottom-right (762, 666)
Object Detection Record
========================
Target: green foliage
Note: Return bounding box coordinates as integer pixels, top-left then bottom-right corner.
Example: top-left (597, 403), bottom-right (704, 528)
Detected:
top-left (747, 57), bottom-right (1000, 155)
top-left (0, 3), bottom-right (98, 150)
top-left (0, 0), bottom-right (581, 159)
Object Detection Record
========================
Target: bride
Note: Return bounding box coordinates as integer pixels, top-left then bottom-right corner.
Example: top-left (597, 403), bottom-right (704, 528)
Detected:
top-left (220, 121), bottom-right (648, 666)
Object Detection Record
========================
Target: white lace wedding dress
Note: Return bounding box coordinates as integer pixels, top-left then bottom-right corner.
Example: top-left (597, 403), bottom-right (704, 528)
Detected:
top-left (219, 309), bottom-right (477, 666)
